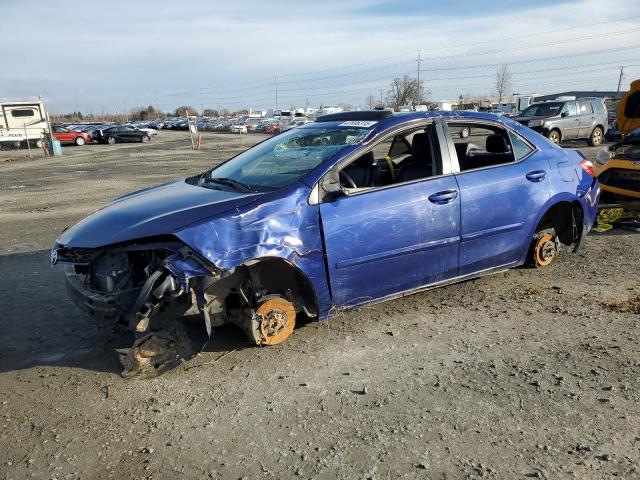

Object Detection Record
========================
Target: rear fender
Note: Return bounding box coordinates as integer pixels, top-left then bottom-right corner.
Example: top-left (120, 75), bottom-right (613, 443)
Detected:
top-left (516, 193), bottom-right (591, 264)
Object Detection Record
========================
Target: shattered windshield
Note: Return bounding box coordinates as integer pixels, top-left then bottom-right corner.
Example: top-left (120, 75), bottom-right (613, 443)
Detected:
top-left (521, 102), bottom-right (563, 117)
top-left (204, 125), bottom-right (369, 191)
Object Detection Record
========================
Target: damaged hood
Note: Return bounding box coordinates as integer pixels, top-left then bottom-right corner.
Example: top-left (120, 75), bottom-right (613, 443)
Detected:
top-left (57, 180), bottom-right (261, 248)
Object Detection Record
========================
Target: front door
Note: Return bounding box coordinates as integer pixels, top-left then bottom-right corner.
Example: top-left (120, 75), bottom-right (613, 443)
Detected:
top-left (319, 123), bottom-right (460, 307)
top-left (320, 178), bottom-right (461, 306)
top-left (559, 101), bottom-right (580, 139)
top-left (53, 126), bottom-right (72, 143)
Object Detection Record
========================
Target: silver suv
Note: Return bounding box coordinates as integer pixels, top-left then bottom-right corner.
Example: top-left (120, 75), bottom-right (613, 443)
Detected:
top-left (516, 98), bottom-right (608, 146)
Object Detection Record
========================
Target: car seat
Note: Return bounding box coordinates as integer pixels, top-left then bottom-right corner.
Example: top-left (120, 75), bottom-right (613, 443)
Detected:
top-left (394, 133), bottom-right (433, 182)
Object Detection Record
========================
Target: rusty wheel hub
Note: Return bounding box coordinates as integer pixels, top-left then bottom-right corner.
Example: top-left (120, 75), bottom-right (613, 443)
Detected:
top-left (253, 297), bottom-right (296, 346)
top-left (534, 233), bottom-right (557, 267)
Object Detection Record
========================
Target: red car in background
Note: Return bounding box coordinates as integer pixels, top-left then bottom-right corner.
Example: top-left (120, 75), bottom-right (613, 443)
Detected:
top-left (52, 125), bottom-right (92, 146)
top-left (263, 123), bottom-right (281, 134)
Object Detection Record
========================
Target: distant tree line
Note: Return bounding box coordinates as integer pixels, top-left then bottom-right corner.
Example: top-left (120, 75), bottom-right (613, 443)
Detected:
top-left (366, 63), bottom-right (513, 111)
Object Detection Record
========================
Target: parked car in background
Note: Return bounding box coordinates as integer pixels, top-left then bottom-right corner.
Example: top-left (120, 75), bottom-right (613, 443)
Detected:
top-left (596, 128), bottom-right (640, 206)
top-left (51, 109), bottom-right (599, 377)
top-left (263, 122), bottom-right (281, 134)
top-left (52, 125), bottom-right (93, 146)
top-left (94, 125), bottom-right (151, 144)
top-left (280, 119), bottom-right (312, 132)
top-left (516, 98), bottom-right (608, 146)
top-left (230, 123), bottom-right (248, 134)
top-left (136, 126), bottom-right (158, 137)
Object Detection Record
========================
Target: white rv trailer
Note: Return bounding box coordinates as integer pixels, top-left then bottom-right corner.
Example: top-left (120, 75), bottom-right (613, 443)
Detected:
top-left (0, 101), bottom-right (48, 149)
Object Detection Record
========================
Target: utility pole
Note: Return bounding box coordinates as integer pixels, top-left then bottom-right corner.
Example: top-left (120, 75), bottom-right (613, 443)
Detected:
top-left (379, 89), bottom-right (384, 106)
top-left (416, 51), bottom-right (422, 106)
top-left (274, 76), bottom-right (279, 109)
top-left (616, 66), bottom-right (625, 98)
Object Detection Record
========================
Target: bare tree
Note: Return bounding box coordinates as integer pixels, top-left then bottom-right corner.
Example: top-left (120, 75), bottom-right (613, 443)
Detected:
top-left (174, 105), bottom-right (198, 117)
top-left (385, 75), bottom-right (429, 110)
top-left (494, 64), bottom-right (512, 104)
top-left (365, 94), bottom-right (377, 109)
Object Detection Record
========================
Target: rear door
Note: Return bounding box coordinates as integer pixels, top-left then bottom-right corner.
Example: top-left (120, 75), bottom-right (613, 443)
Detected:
top-left (319, 123), bottom-right (461, 306)
top-left (444, 120), bottom-right (551, 275)
top-left (578, 101), bottom-right (595, 138)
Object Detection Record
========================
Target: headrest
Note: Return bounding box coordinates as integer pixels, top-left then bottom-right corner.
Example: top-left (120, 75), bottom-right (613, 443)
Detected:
top-left (354, 151), bottom-right (375, 166)
top-left (486, 134), bottom-right (509, 153)
top-left (411, 132), bottom-right (429, 157)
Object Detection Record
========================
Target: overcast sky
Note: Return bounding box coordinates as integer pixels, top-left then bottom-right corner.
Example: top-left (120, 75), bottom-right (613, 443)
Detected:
top-left (1, 0), bottom-right (639, 113)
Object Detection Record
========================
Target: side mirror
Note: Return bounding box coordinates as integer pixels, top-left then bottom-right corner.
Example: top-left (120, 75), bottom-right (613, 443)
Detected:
top-left (595, 148), bottom-right (612, 165)
top-left (320, 170), bottom-right (344, 200)
top-left (561, 111), bottom-right (569, 117)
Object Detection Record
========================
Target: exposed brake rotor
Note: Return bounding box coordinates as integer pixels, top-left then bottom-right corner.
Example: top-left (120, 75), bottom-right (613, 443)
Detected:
top-left (534, 232), bottom-right (558, 267)
top-left (247, 296), bottom-right (296, 346)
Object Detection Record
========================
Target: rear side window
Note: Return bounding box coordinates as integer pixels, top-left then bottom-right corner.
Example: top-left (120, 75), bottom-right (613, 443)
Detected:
top-left (449, 123), bottom-right (515, 172)
top-left (11, 109), bottom-right (34, 117)
top-left (508, 131), bottom-right (535, 161)
top-left (578, 102), bottom-right (593, 114)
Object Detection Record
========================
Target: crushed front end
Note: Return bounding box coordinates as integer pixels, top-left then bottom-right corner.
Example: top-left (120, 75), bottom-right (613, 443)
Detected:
top-left (53, 238), bottom-right (213, 378)
top-left (52, 236), bottom-right (305, 379)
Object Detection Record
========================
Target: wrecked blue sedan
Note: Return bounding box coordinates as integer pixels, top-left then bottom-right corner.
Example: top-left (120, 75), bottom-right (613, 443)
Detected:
top-left (51, 110), bottom-right (599, 377)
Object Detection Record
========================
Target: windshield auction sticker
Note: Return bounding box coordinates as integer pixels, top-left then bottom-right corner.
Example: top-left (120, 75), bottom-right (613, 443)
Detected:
top-left (338, 121), bottom-right (378, 127)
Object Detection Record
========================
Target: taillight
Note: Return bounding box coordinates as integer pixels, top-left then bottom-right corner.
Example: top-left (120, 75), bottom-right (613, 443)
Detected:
top-left (579, 159), bottom-right (595, 177)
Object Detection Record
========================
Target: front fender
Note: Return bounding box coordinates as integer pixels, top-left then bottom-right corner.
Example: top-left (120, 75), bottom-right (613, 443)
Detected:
top-left (175, 184), bottom-right (333, 317)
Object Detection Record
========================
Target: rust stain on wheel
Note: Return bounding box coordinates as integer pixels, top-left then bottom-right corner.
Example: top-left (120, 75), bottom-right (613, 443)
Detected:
top-left (534, 233), bottom-right (556, 267)
top-left (255, 297), bottom-right (296, 346)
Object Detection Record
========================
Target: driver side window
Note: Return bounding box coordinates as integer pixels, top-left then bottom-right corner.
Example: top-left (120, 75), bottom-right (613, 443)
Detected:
top-left (338, 124), bottom-right (441, 190)
top-left (563, 102), bottom-right (577, 116)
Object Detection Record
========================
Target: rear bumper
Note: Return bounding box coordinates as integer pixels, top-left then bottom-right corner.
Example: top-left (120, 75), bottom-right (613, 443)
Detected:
top-left (583, 180), bottom-right (600, 233)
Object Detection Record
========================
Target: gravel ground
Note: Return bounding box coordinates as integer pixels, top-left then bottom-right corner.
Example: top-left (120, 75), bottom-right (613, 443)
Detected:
top-left (0, 131), bottom-right (638, 479)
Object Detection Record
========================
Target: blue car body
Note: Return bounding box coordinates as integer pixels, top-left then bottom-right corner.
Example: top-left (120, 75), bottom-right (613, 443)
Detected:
top-left (53, 111), bottom-right (599, 350)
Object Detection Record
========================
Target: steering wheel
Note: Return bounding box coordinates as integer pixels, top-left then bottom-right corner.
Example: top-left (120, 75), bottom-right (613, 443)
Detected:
top-left (339, 171), bottom-right (357, 189)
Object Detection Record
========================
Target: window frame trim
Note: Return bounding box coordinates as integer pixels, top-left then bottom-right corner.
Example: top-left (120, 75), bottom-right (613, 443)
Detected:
top-left (313, 119), bottom-right (456, 204)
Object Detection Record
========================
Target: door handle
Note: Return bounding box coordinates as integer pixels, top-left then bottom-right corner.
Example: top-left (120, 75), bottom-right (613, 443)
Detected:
top-left (526, 170), bottom-right (546, 182)
top-left (428, 189), bottom-right (458, 204)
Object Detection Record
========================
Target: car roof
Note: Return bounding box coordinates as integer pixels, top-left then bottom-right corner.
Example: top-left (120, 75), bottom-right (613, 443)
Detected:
top-left (303, 110), bottom-right (515, 133)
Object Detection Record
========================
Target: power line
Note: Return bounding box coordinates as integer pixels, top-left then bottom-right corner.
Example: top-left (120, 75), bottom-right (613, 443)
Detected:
top-left (196, 50), bottom-right (638, 102)
top-left (423, 61), bottom-right (640, 83)
top-left (420, 44), bottom-right (640, 73)
top-left (273, 29), bottom-right (640, 86)
top-left (275, 15), bottom-right (640, 80)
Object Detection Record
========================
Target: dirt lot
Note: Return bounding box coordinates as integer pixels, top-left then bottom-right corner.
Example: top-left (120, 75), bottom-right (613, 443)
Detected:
top-left (0, 131), bottom-right (638, 479)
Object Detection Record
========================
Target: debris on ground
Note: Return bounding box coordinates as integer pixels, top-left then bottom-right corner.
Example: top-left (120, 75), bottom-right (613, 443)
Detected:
top-left (117, 317), bottom-right (208, 379)
top-left (593, 208), bottom-right (640, 232)
top-left (600, 295), bottom-right (640, 314)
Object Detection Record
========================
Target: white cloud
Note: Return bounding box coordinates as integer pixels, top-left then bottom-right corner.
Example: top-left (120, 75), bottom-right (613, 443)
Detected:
top-left (0, 0), bottom-right (638, 112)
